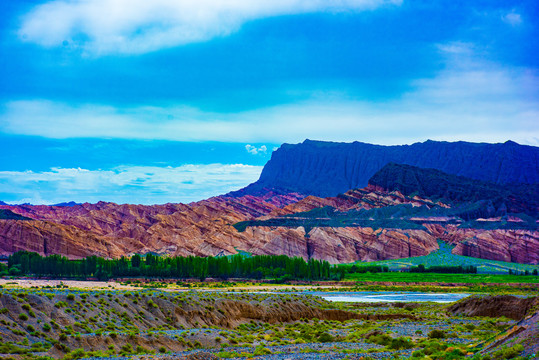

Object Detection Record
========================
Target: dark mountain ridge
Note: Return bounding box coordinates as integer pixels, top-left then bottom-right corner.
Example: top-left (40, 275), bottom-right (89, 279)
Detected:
top-left (369, 163), bottom-right (539, 216)
top-left (233, 139), bottom-right (539, 197)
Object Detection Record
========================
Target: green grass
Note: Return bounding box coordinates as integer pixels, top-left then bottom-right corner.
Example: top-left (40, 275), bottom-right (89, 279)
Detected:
top-left (349, 241), bottom-right (539, 275)
top-left (346, 272), bottom-right (539, 284)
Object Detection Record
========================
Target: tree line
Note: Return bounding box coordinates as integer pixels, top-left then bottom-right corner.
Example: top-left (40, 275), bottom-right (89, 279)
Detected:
top-left (409, 264), bottom-right (477, 274)
top-left (5, 251), bottom-right (342, 281)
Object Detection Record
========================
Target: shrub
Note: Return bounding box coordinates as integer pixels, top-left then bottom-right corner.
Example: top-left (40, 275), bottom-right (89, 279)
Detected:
top-left (64, 348), bottom-right (87, 360)
top-left (491, 344), bottom-right (524, 360)
top-left (388, 337), bottom-right (414, 350)
top-left (158, 346), bottom-right (166, 353)
top-left (67, 294), bottom-right (75, 301)
top-left (18, 313), bottom-right (28, 321)
top-left (428, 329), bottom-right (446, 339)
top-left (317, 332), bottom-right (334, 343)
top-left (367, 333), bottom-right (392, 346)
top-left (253, 346), bottom-right (273, 355)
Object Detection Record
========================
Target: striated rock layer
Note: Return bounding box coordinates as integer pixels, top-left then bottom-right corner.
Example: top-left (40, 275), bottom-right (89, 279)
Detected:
top-left (1, 187), bottom-right (538, 264)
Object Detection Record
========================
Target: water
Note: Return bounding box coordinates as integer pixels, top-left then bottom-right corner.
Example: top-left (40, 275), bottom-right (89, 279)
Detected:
top-left (313, 291), bottom-right (469, 303)
top-left (199, 289), bottom-right (470, 303)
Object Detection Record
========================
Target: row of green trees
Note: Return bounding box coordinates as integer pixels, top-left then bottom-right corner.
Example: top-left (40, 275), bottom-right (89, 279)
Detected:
top-left (346, 264), bottom-right (389, 273)
top-left (409, 264), bottom-right (477, 274)
top-left (508, 269), bottom-right (538, 276)
top-left (6, 251), bottom-right (342, 281)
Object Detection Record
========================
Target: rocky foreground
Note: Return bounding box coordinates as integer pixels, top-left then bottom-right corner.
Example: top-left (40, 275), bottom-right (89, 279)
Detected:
top-left (0, 287), bottom-right (536, 359)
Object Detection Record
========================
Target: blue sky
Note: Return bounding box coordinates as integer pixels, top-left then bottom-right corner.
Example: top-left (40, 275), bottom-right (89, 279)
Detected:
top-left (0, 0), bottom-right (538, 204)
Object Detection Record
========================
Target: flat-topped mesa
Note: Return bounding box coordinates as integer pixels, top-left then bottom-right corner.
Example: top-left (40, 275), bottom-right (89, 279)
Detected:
top-left (235, 139), bottom-right (539, 197)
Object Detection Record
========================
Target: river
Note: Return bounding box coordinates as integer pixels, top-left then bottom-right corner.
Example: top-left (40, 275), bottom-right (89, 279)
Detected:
top-left (312, 291), bottom-right (470, 303)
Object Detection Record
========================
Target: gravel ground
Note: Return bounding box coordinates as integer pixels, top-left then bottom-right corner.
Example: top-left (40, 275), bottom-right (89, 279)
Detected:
top-left (82, 343), bottom-right (415, 360)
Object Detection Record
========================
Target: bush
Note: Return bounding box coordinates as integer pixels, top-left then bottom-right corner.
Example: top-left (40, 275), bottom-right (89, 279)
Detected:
top-left (158, 346), bottom-right (166, 353)
top-left (18, 313), bottom-right (28, 321)
top-left (253, 346), bottom-right (273, 355)
top-left (317, 332), bottom-right (334, 343)
top-left (64, 348), bottom-right (87, 360)
top-left (428, 329), bottom-right (446, 339)
top-left (388, 337), bottom-right (414, 350)
top-left (491, 344), bottom-right (524, 360)
top-left (66, 294), bottom-right (75, 301)
top-left (367, 333), bottom-right (392, 346)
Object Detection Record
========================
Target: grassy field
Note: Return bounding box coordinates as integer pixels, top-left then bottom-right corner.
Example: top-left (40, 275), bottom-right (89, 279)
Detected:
top-left (350, 241), bottom-right (539, 275)
top-left (345, 272), bottom-right (539, 284)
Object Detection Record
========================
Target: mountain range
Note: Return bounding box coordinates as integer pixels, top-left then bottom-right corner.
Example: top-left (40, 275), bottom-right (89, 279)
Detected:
top-left (0, 139), bottom-right (537, 265)
top-left (235, 139), bottom-right (539, 197)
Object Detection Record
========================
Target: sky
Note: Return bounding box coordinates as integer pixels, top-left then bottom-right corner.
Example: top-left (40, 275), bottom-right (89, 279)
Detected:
top-left (0, 0), bottom-right (538, 205)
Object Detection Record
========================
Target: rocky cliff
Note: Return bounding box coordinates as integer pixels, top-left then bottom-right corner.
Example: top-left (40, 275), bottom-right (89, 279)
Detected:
top-left (234, 139), bottom-right (539, 197)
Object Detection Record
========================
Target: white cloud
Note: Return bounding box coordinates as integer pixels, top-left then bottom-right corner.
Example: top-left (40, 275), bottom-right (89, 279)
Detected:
top-left (502, 10), bottom-right (522, 26)
top-left (1, 42), bottom-right (538, 146)
top-left (18, 0), bottom-right (401, 56)
top-left (0, 164), bottom-right (263, 205)
top-left (245, 144), bottom-right (267, 155)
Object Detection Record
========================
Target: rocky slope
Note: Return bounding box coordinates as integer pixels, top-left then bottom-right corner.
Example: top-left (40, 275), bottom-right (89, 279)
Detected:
top-left (369, 163), bottom-right (539, 215)
top-left (1, 184), bottom-right (538, 264)
top-left (0, 289), bottom-right (364, 357)
top-left (235, 139), bottom-right (539, 197)
top-left (448, 295), bottom-right (539, 357)
top-left (447, 295), bottom-right (538, 321)
top-left (0, 193), bottom-right (304, 259)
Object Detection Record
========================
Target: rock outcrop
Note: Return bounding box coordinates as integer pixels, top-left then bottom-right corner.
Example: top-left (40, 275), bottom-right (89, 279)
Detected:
top-left (447, 295), bottom-right (538, 320)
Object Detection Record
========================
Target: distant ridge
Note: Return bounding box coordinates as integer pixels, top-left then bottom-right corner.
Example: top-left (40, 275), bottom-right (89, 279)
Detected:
top-left (52, 201), bottom-right (81, 207)
top-left (369, 163), bottom-right (539, 215)
top-left (233, 140), bottom-right (539, 197)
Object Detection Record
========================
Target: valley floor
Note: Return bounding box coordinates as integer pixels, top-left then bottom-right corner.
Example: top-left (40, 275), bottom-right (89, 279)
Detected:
top-left (0, 280), bottom-right (537, 360)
